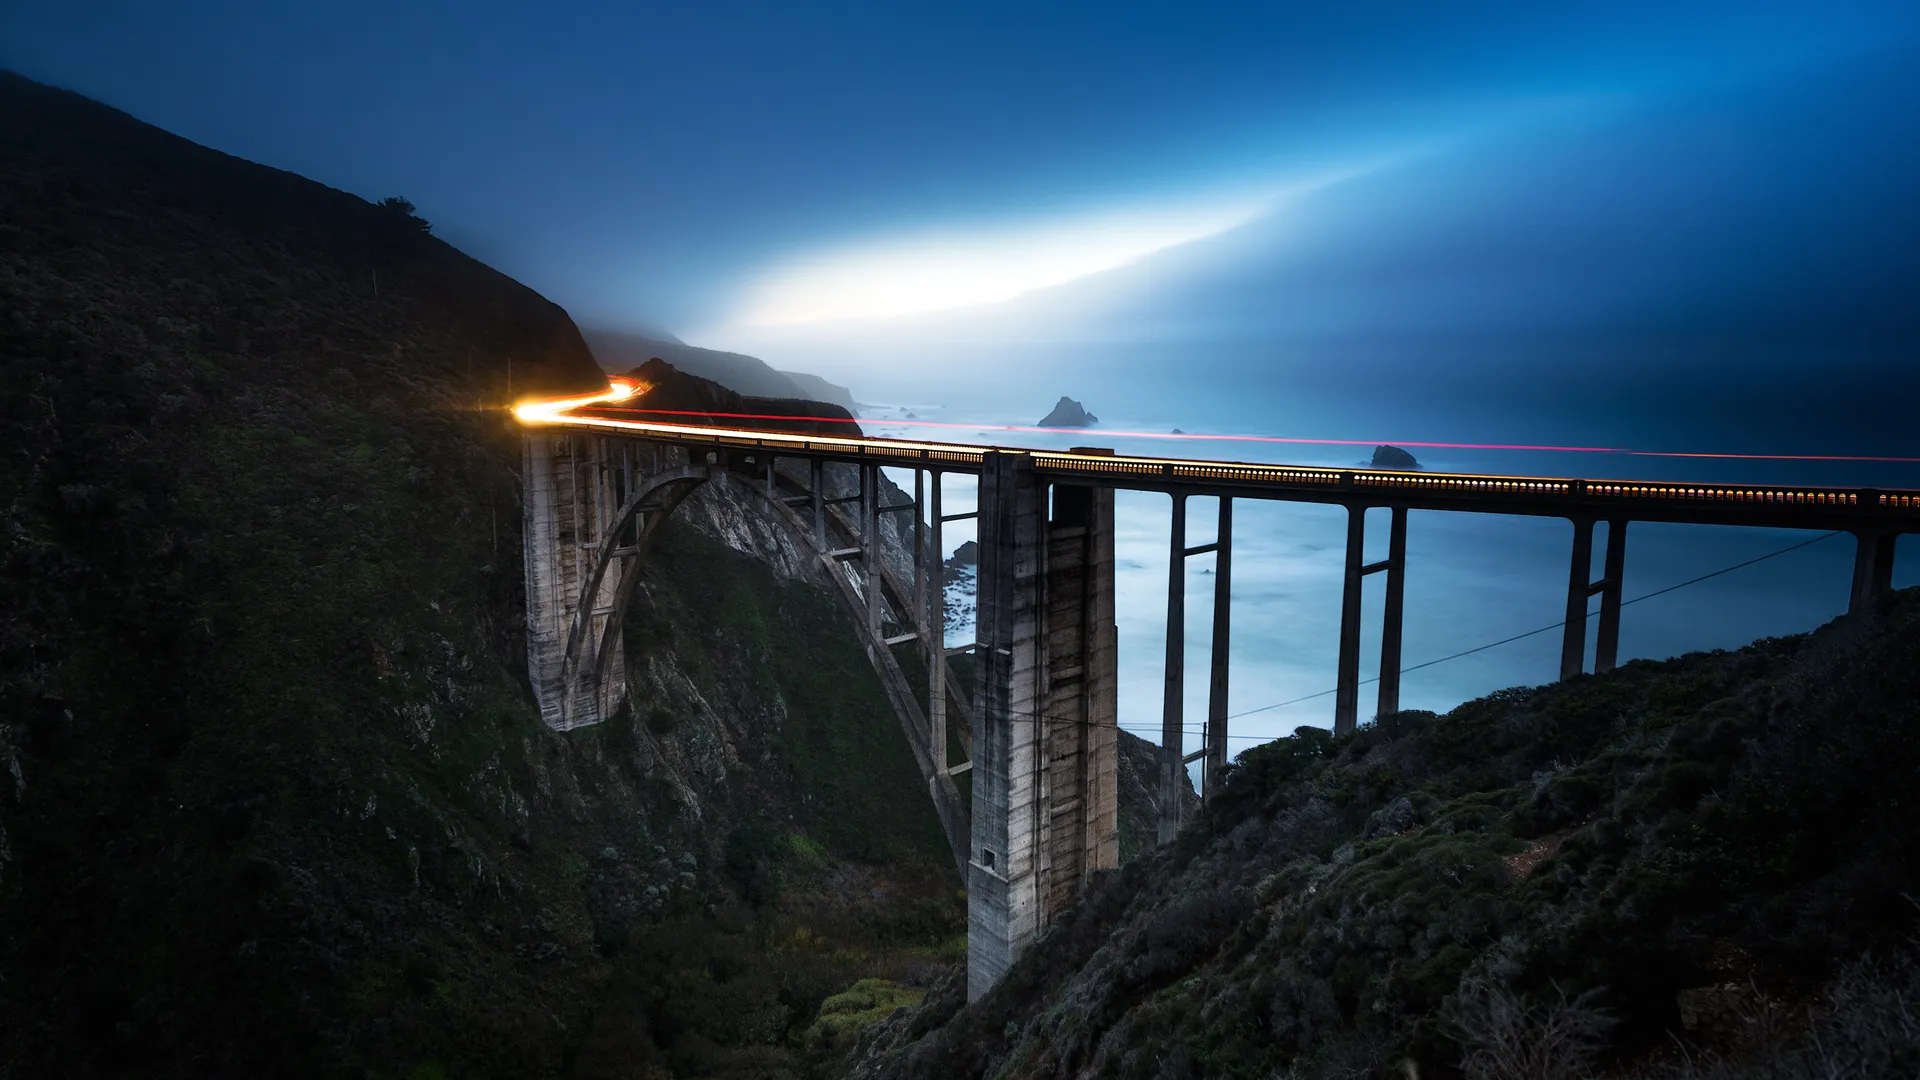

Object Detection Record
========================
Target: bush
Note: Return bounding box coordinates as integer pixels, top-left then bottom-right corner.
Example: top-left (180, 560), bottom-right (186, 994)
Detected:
top-left (1442, 978), bottom-right (1615, 1080)
top-left (374, 195), bottom-right (432, 235)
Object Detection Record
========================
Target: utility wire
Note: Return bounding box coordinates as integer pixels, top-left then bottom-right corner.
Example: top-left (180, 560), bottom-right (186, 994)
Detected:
top-left (783, 469), bottom-right (1846, 746)
top-left (1221, 529), bottom-right (1846, 726)
top-left (930, 530), bottom-right (1847, 743)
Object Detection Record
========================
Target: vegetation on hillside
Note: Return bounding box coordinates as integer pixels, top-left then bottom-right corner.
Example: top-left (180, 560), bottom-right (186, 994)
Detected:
top-left (854, 590), bottom-right (1920, 1079)
top-left (0, 70), bottom-right (966, 1079)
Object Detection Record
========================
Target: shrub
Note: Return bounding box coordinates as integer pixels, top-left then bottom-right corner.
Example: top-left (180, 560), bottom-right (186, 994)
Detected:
top-left (1442, 978), bottom-right (1615, 1080)
top-left (374, 195), bottom-right (432, 235)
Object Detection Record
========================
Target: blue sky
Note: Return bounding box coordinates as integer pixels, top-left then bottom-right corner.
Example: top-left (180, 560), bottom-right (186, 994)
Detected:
top-left (7, 3), bottom-right (1918, 386)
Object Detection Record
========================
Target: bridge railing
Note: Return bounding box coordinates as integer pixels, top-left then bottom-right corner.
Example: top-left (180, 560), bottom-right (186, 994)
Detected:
top-left (562, 410), bottom-right (1920, 523)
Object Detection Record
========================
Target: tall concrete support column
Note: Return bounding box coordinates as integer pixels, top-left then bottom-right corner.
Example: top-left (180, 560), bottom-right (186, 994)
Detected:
top-left (523, 433), bottom-right (625, 730)
top-left (863, 463), bottom-right (882, 636)
top-left (1160, 493), bottom-right (1188, 842)
top-left (1334, 504), bottom-right (1367, 735)
top-left (1595, 520), bottom-right (1629, 673)
top-left (1560, 518), bottom-right (1596, 680)
top-left (1204, 498), bottom-right (1233, 801)
top-left (1850, 530), bottom-right (1899, 613)
top-left (970, 451), bottom-right (1044, 1001)
top-left (928, 472), bottom-right (947, 776)
top-left (810, 458), bottom-right (826, 551)
top-left (969, 453), bottom-right (1118, 1002)
top-left (1376, 507), bottom-right (1408, 719)
top-left (1039, 484), bottom-right (1119, 921)
top-left (913, 469), bottom-right (926, 640)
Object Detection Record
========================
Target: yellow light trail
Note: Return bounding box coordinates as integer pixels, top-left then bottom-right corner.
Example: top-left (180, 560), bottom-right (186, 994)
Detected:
top-left (511, 377), bottom-right (646, 424)
top-left (513, 380), bottom-right (1920, 479)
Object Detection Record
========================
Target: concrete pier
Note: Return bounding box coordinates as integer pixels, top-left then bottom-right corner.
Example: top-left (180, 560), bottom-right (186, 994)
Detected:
top-left (1203, 498), bottom-right (1233, 802)
top-left (969, 452), bottom-right (1119, 1001)
top-left (1595, 521), bottom-right (1628, 673)
top-left (1376, 507), bottom-right (1408, 719)
top-left (1160, 493), bottom-right (1187, 842)
top-left (1561, 518), bottom-right (1597, 680)
top-left (523, 432), bottom-right (628, 730)
top-left (1562, 518), bottom-right (1630, 677)
top-left (1334, 506), bottom-right (1408, 735)
top-left (1851, 530), bottom-right (1899, 613)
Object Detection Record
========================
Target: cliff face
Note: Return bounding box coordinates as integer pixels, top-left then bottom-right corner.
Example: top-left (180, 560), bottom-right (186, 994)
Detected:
top-left (0, 72), bottom-right (962, 1079)
top-left (853, 592), bottom-right (1920, 1080)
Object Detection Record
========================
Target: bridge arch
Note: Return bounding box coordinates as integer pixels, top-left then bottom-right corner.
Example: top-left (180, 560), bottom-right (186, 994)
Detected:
top-left (529, 436), bottom-right (973, 874)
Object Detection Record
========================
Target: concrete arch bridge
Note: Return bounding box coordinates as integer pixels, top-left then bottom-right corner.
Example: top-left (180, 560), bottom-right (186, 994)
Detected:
top-left (519, 383), bottom-right (1918, 999)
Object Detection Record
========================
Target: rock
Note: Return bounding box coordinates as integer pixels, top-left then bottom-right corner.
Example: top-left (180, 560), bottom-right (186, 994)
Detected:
top-left (1171, 428), bottom-right (1186, 435)
top-left (949, 540), bottom-right (979, 566)
top-left (1038, 397), bottom-right (1097, 427)
top-left (1368, 445), bottom-right (1421, 470)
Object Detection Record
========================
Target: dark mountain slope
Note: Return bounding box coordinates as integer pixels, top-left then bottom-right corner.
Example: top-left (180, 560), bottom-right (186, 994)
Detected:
top-left (583, 327), bottom-right (860, 414)
top-left (853, 590), bottom-right (1920, 1079)
top-left (586, 327), bottom-right (810, 400)
top-left (0, 72), bottom-right (601, 401)
top-left (0, 71), bottom-right (964, 1080)
top-left (612, 356), bottom-right (860, 436)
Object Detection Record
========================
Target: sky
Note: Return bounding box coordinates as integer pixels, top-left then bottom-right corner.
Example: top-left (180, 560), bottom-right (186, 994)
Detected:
top-left (7, 1), bottom-right (1920, 741)
top-left (8, 1), bottom-right (1909, 449)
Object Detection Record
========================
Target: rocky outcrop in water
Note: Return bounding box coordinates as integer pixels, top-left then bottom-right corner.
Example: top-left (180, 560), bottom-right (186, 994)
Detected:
top-left (1038, 396), bottom-right (1098, 427)
top-left (1369, 444), bottom-right (1421, 470)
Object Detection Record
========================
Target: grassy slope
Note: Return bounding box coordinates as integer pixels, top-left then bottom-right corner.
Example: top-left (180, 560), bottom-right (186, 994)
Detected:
top-left (0, 72), bottom-right (960, 1080)
top-left (857, 590), bottom-right (1920, 1079)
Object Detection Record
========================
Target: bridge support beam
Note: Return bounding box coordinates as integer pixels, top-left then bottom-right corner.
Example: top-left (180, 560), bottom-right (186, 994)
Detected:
top-left (970, 452), bottom-right (1118, 1002)
top-left (523, 432), bottom-right (627, 730)
top-left (928, 471), bottom-right (948, 777)
top-left (1160, 493), bottom-right (1188, 842)
top-left (1203, 498), bottom-right (1233, 802)
top-left (1376, 507), bottom-right (1408, 719)
top-left (1334, 506), bottom-right (1367, 734)
top-left (1562, 518), bottom-right (1630, 679)
top-left (1560, 518), bottom-right (1596, 680)
top-left (1595, 520), bottom-right (1629, 674)
top-left (1850, 530), bottom-right (1899, 613)
top-left (1335, 506), bottom-right (1407, 735)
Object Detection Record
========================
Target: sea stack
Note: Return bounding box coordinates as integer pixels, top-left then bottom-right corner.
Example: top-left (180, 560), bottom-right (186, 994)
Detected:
top-left (1369, 445), bottom-right (1421, 470)
top-left (1038, 396), bottom-right (1098, 427)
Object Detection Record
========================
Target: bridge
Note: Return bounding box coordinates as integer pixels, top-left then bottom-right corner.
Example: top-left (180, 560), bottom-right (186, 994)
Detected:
top-left (516, 378), bottom-right (1917, 1000)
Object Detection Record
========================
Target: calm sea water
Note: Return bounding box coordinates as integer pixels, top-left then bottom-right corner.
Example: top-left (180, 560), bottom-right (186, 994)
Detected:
top-left (855, 376), bottom-right (1918, 763)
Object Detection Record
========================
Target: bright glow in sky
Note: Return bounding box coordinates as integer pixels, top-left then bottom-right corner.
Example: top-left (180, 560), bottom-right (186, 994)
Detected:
top-left (734, 181), bottom-right (1329, 326)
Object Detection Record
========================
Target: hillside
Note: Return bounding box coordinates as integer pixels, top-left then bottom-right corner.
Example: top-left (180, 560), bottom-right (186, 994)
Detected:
top-left (0, 71), bottom-right (966, 1079)
top-left (583, 327), bottom-right (857, 412)
top-left (853, 590), bottom-right (1920, 1079)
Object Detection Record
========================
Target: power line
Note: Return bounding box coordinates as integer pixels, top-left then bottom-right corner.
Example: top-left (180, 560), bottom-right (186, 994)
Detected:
top-left (936, 530), bottom-right (1847, 744)
top-left (1221, 529), bottom-right (1846, 725)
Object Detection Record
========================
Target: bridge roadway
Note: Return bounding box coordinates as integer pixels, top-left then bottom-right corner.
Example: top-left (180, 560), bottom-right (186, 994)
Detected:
top-left (563, 401), bottom-right (1917, 529)
top-left (519, 379), bottom-right (1916, 999)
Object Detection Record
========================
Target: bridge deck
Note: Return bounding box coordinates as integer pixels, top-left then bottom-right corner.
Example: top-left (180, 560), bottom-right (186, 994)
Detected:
top-left (559, 404), bottom-right (1920, 532)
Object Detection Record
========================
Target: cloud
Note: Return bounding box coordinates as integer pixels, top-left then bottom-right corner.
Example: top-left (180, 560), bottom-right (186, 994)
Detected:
top-left (730, 172), bottom-right (1368, 327)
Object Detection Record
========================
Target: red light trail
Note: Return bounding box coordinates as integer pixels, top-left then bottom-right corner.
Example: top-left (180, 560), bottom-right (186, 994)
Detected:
top-left (585, 405), bottom-right (1920, 465)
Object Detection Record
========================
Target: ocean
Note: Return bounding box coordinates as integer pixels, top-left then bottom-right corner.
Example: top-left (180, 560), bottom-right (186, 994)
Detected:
top-left (853, 378), bottom-right (1918, 765)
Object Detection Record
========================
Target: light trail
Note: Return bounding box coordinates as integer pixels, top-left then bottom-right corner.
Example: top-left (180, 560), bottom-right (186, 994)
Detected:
top-left (562, 400), bottom-right (1920, 466)
top-left (511, 377), bottom-right (645, 423)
